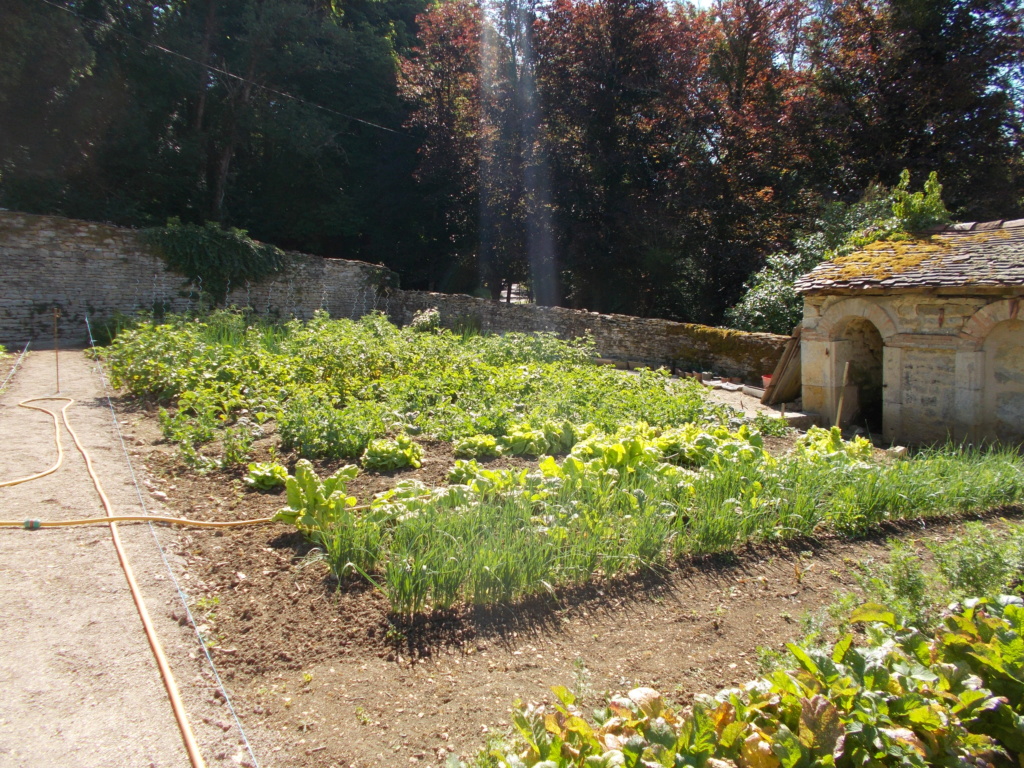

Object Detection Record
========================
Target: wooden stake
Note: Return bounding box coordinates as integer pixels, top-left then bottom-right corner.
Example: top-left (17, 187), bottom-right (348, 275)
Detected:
top-left (53, 307), bottom-right (61, 394)
top-left (835, 361), bottom-right (851, 428)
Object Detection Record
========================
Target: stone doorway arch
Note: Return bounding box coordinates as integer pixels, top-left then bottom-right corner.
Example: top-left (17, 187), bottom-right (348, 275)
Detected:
top-left (831, 316), bottom-right (885, 432)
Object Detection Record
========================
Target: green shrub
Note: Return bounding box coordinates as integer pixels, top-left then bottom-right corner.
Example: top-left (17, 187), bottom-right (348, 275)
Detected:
top-left (860, 539), bottom-right (931, 627)
top-left (930, 521), bottom-right (1024, 598)
top-left (221, 426), bottom-right (253, 466)
top-left (279, 395), bottom-right (385, 460)
top-left (729, 173), bottom-right (950, 334)
top-left (409, 307), bottom-right (440, 332)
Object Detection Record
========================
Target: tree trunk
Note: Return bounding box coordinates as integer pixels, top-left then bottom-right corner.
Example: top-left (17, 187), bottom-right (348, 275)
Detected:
top-left (193, 0), bottom-right (218, 132)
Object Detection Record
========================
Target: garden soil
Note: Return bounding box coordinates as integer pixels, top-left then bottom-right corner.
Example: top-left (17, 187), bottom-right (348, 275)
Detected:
top-left (1, 349), bottom-right (1014, 768)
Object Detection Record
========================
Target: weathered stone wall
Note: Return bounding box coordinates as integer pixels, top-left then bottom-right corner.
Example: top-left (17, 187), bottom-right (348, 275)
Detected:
top-left (0, 211), bottom-right (389, 345)
top-left (390, 289), bottom-right (788, 381)
top-left (801, 292), bottom-right (1024, 443)
top-left (0, 210), bottom-right (788, 383)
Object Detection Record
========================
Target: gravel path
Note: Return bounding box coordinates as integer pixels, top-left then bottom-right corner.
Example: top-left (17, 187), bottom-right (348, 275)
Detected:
top-left (0, 350), bottom-right (261, 768)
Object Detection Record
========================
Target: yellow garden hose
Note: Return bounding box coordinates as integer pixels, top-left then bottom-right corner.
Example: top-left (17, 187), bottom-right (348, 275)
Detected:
top-left (0, 397), bottom-right (68, 488)
top-left (0, 397), bottom-right (285, 528)
top-left (1, 513), bottom-right (277, 529)
top-left (0, 395), bottom-right (209, 768)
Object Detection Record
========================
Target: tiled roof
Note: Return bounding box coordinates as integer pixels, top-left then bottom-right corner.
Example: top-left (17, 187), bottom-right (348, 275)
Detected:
top-left (795, 218), bottom-right (1024, 295)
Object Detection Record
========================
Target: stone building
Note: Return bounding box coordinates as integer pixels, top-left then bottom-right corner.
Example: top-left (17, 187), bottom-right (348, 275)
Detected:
top-left (795, 218), bottom-right (1024, 444)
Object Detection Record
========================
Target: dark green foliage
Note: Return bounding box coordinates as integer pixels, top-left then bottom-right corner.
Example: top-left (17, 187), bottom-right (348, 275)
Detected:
top-left (1, 0), bottom-right (1021, 325)
top-left (474, 596), bottom-right (1024, 767)
top-left (142, 220), bottom-right (287, 304)
top-left (728, 173), bottom-right (950, 334)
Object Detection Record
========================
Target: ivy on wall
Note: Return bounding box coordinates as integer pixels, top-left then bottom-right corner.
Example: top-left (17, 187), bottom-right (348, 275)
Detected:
top-left (141, 219), bottom-right (288, 305)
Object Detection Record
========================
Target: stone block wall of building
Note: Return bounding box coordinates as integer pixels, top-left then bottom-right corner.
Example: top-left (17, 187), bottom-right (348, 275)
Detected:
top-left (0, 210), bottom-right (788, 383)
top-left (390, 289), bottom-right (788, 381)
top-left (801, 292), bottom-right (1024, 443)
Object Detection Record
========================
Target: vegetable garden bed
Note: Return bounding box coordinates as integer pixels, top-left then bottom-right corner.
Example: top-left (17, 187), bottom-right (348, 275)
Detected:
top-left (96, 311), bottom-right (1024, 767)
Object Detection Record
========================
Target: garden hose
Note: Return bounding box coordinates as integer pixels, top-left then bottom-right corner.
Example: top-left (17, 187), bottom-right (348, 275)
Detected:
top-left (0, 396), bottom-right (293, 527)
top-left (1, 514), bottom-right (277, 529)
top-left (0, 394), bottom-right (208, 768)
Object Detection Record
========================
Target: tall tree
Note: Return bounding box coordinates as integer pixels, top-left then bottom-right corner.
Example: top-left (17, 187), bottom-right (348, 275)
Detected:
top-left (535, 0), bottom-right (674, 313)
top-left (809, 0), bottom-right (1024, 218)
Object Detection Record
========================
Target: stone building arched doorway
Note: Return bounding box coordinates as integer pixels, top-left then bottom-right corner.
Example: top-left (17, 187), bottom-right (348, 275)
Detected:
top-left (832, 316), bottom-right (885, 432)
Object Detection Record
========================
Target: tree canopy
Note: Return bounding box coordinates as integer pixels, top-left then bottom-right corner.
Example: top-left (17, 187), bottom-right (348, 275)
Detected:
top-left (2, 0), bottom-right (1022, 323)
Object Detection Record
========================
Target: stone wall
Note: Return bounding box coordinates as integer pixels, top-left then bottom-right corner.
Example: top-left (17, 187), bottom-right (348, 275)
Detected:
top-left (801, 292), bottom-right (1024, 443)
top-left (390, 289), bottom-right (788, 381)
top-left (0, 210), bottom-right (788, 383)
top-left (0, 211), bottom-right (389, 346)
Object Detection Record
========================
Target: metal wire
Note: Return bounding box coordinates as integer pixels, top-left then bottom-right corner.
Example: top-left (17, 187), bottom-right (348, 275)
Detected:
top-left (0, 341), bottom-right (31, 393)
top-left (85, 315), bottom-right (262, 768)
top-left (264, 281), bottom-right (274, 317)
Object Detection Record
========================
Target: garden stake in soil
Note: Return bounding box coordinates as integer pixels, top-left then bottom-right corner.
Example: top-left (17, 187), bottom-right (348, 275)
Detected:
top-left (53, 307), bottom-right (60, 393)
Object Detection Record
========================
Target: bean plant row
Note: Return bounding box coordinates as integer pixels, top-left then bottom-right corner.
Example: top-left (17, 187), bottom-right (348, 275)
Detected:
top-left (274, 424), bottom-right (1024, 616)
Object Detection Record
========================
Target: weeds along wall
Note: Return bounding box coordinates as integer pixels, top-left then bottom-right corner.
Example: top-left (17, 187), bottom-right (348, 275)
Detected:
top-left (0, 211), bottom-right (390, 345)
top-left (0, 210), bottom-right (787, 380)
top-left (389, 290), bottom-right (788, 381)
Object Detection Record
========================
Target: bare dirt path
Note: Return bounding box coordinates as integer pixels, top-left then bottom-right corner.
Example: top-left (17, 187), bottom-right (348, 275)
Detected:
top-left (0, 350), bottom-right (265, 768)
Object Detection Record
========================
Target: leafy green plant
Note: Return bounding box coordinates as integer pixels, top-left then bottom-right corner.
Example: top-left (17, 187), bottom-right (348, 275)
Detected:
top-left (279, 396), bottom-right (385, 460)
top-left (850, 170), bottom-right (951, 247)
top-left (753, 411), bottom-right (790, 437)
top-left (930, 522), bottom-right (1024, 598)
top-left (221, 426), bottom-right (253, 466)
top-left (454, 434), bottom-right (501, 459)
top-left (795, 426), bottom-right (872, 463)
top-left (448, 458), bottom-right (483, 484)
top-left (274, 459), bottom-right (360, 531)
top-left (410, 307), bottom-right (440, 332)
top-left (468, 596), bottom-right (1024, 768)
top-left (273, 460), bottom-right (382, 577)
top-left (859, 539), bottom-right (931, 627)
top-left (362, 434), bottom-right (423, 472)
top-left (244, 461), bottom-right (288, 491)
top-left (178, 441), bottom-right (221, 472)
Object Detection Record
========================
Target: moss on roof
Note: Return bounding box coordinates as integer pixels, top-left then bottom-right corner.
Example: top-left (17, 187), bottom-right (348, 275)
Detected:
top-left (795, 219), bottom-right (1024, 294)
top-left (828, 237), bottom-right (950, 281)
